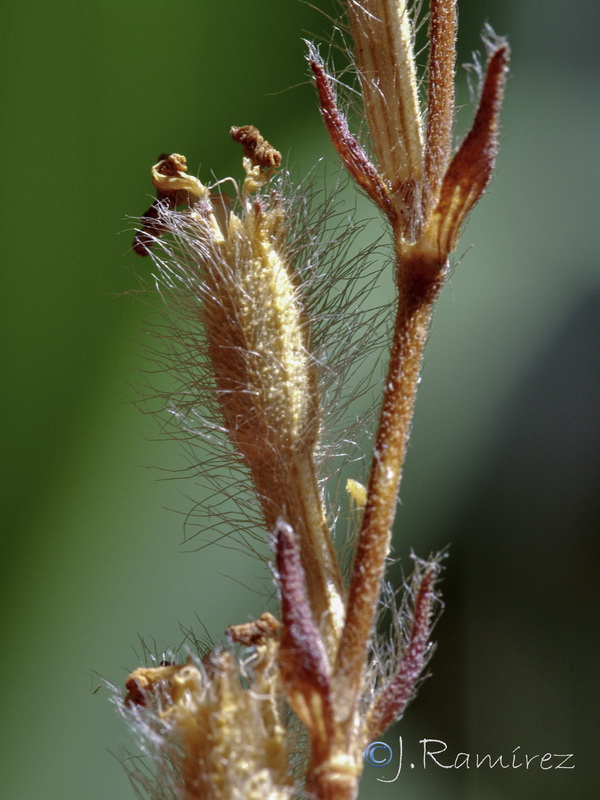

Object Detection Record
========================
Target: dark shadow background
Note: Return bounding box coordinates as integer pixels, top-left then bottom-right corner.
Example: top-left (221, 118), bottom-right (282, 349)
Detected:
top-left (1, 1), bottom-right (598, 798)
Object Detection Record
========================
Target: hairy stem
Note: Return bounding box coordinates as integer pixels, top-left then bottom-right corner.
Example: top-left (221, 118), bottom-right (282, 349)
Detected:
top-left (334, 256), bottom-right (444, 713)
top-left (423, 0), bottom-right (457, 217)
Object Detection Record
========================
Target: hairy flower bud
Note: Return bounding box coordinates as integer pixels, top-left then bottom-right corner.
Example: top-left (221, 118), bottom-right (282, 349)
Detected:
top-left (122, 644), bottom-right (293, 800)
top-left (136, 137), bottom-right (344, 649)
top-left (347, 0), bottom-right (424, 212)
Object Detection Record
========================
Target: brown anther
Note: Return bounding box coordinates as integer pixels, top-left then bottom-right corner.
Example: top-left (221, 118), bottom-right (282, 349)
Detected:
top-left (123, 662), bottom-right (181, 707)
top-left (226, 612), bottom-right (281, 646)
top-left (133, 153), bottom-right (190, 256)
top-left (230, 125), bottom-right (282, 170)
top-left (132, 191), bottom-right (181, 257)
top-left (156, 153), bottom-right (188, 177)
top-left (124, 676), bottom-right (147, 708)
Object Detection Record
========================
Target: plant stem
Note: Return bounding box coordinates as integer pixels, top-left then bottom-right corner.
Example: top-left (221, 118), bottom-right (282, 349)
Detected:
top-left (252, 451), bottom-right (345, 653)
top-left (334, 254), bottom-right (444, 713)
top-left (306, 765), bottom-right (359, 800)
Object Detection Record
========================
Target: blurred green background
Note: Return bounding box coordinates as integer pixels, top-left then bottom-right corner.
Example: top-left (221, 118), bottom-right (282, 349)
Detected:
top-left (1, 1), bottom-right (598, 798)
